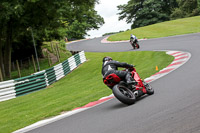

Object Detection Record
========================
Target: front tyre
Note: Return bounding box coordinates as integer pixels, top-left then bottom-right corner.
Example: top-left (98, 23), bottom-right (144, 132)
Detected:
top-left (143, 81), bottom-right (154, 95)
top-left (136, 43), bottom-right (140, 49)
top-left (112, 85), bottom-right (136, 105)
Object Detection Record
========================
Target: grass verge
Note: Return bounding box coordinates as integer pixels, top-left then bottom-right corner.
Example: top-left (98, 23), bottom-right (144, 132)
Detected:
top-left (108, 16), bottom-right (200, 41)
top-left (0, 51), bottom-right (174, 133)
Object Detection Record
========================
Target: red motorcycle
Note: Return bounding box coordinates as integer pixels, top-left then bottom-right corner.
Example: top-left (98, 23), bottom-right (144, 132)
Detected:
top-left (103, 67), bottom-right (154, 105)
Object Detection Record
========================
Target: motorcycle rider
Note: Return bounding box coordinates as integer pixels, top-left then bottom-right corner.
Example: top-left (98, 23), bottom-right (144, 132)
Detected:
top-left (130, 34), bottom-right (138, 44)
top-left (102, 56), bottom-right (136, 87)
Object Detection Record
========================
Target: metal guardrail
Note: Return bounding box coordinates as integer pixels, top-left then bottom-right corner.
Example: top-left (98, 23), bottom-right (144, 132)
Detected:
top-left (0, 51), bottom-right (86, 102)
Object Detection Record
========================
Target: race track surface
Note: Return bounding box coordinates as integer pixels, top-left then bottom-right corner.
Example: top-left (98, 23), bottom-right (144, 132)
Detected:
top-left (27, 33), bottom-right (200, 133)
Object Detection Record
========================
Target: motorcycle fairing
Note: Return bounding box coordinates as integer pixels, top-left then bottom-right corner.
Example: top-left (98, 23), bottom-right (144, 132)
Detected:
top-left (131, 71), bottom-right (147, 93)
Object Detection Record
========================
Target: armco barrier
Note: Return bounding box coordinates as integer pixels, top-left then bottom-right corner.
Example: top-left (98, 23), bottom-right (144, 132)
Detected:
top-left (14, 72), bottom-right (47, 96)
top-left (0, 51), bottom-right (86, 102)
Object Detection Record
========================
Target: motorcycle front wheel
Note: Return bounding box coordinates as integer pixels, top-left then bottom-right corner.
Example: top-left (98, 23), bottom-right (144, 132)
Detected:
top-left (112, 85), bottom-right (136, 105)
top-left (143, 81), bottom-right (154, 95)
top-left (135, 43), bottom-right (140, 49)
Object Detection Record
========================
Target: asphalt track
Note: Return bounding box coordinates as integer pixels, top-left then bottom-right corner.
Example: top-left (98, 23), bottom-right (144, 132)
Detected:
top-left (27, 33), bottom-right (200, 133)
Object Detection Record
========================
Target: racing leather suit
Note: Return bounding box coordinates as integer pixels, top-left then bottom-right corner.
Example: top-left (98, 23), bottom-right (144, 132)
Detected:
top-left (102, 60), bottom-right (134, 84)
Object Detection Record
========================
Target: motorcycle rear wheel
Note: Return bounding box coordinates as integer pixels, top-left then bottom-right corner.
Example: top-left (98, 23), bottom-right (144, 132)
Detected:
top-left (132, 44), bottom-right (136, 49)
top-left (112, 85), bottom-right (136, 105)
top-left (130, 42), bottom-right (136, 49)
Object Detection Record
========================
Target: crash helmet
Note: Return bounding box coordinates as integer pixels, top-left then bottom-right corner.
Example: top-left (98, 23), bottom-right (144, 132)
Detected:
top-left (130, 34), bottom-right (136, 41)
top-left (103, 56), bottom-right (112, 62)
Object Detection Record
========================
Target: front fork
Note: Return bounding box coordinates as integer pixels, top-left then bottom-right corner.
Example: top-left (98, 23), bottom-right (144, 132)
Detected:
top-left (132, 71), bottom-right (147, 94)
top-left (135, 81), bottom-right (147, 93)
top-left (133, 84), bottom-right (147, 98)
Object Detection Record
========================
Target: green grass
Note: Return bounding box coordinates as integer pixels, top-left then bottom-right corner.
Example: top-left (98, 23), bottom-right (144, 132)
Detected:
top-left (108, 16), bottom-right (200, 41)
top-left (0, 51), bottom-right (174, 133)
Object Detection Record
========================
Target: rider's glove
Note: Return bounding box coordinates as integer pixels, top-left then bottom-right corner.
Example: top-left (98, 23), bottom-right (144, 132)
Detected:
top-left (129, 64), bottom-right (134, 68)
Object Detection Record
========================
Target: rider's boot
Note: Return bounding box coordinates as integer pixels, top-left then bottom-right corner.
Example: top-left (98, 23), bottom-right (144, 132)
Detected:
top-left (127, 80), bottom-right (137, 89)
top-left (125, 73), bottom-right (137, 89)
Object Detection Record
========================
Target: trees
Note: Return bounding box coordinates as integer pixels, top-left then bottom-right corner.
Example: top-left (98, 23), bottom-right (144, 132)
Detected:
top-left (0, 1), bottom-right (23, 78)
top-left (117, 0), bottom-right (200, 29)
top-left (129, 0), bottom-right (172, 29)
top-left (0, 0), bottom-right (104, 78)
top-left (64, 2), bottom-right (104, 39)
top-left (171, 0), bottom-right (200, 19)
top-left (118, 0), bottom-right (178, 29)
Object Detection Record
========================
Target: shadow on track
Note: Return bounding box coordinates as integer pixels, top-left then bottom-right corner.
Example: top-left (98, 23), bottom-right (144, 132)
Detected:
top-left (106, 94), bottom-right (150, 111)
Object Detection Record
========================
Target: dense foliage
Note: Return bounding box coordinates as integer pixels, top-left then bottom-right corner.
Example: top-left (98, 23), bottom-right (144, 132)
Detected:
top-left (0, 0), bottom-right (104, 78)
top-left (170, 0), bottom-right (200, 19)
top-left (118, 0), bottom-right (200, 29)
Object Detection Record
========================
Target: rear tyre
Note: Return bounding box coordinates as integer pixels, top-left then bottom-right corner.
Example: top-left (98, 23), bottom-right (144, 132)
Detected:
top-left (112, 85), bottom-right (136, 105)
top-left (143, 81), bottom-right (154, 95)
top-left (132, 45), bottom-right (136, 49)
top-left (131, 42), bottom-right (136, 49)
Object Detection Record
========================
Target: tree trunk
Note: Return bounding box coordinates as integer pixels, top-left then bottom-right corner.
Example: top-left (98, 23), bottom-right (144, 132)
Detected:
top-left (0, 40), bottom-right (4, 78)
top-left (0, 26), bottom-right (5, 79)
top-left (4, 20), bottom-right (12, 78)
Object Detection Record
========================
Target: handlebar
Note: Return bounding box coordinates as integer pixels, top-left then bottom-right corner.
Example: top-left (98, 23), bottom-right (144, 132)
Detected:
top-left (124, 66), bottom-right (136, 72)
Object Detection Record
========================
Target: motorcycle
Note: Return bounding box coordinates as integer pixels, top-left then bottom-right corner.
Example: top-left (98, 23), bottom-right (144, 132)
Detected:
top-left (103, 66), bottom-right (154, 105)
top-left (130, 40), bottom-right (140, 49)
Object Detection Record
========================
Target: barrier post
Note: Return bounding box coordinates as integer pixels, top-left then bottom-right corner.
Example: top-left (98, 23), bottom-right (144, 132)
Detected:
top-left (50, 42), bottom-right (54, 53)
top-left (1, 64), bottom-right (5, 78)
top-left (47, 52), bottom-right (51, 66)
top-left (16, 60), bottom-right (21, 78)
top-left (56, 43), bottom-right (60, 58)
top-left (55, 45), bottom-right (60, 62)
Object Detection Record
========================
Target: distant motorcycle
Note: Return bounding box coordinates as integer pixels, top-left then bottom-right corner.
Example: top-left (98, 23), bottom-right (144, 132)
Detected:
top-left (130, 34), bottom-right (140, 49)
top-left (103, 66), bottom-right (154, 105)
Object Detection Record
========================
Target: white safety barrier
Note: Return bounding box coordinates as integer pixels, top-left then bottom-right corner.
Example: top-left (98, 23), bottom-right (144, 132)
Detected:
top-left (0, 51), bottom-right (87, 102)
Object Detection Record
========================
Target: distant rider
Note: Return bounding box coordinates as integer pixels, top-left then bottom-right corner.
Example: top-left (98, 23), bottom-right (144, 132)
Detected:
top-left (130, 34), bottom-right (138, 44)
top-left (102, 56), bottom-right (136, 86)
